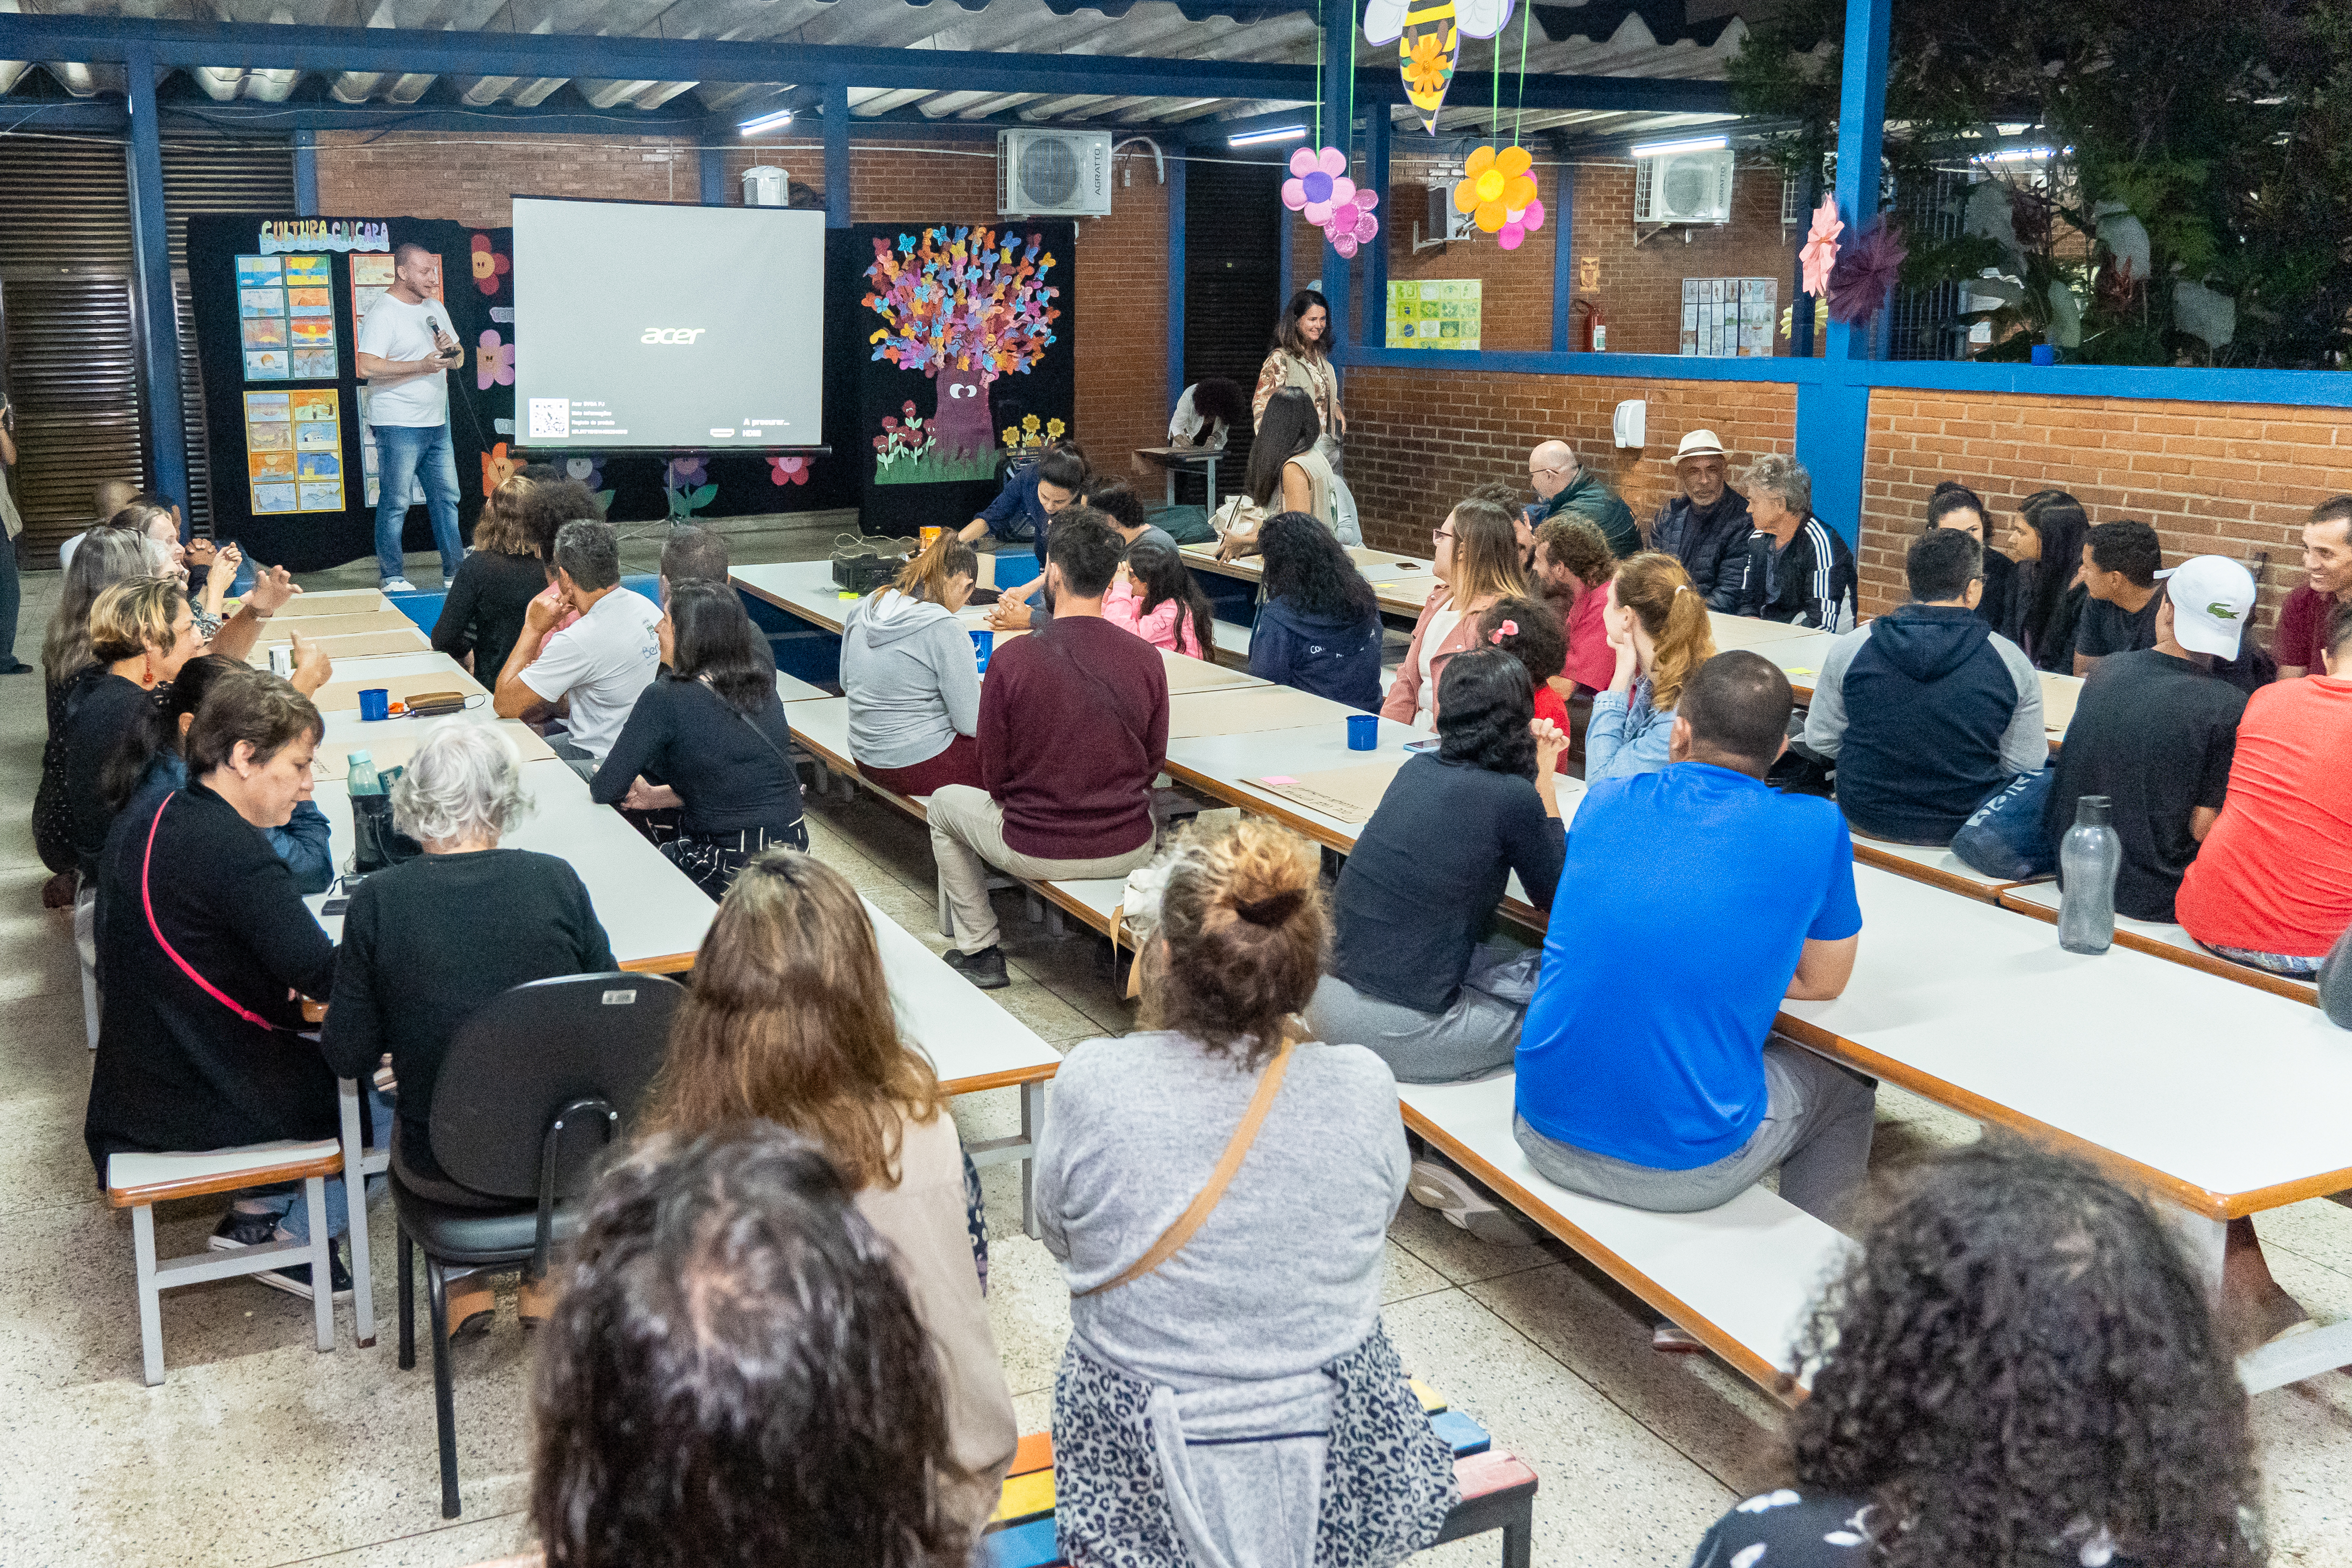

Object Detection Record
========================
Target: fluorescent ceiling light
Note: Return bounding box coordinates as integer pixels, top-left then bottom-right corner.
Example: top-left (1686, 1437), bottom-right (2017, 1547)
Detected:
top-left (1229, 124), bottom-right (1308, 147)
top-left (738, 108), bottom-right (796, 136)
top-left (1630, 134), bottom-right (1728, 158)
top-left (1980, 146), bottom-right (2057, 162)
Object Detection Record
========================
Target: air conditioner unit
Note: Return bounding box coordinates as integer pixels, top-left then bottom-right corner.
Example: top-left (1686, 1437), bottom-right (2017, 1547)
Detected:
top-left (1634, 148), bottom-right (1736, 224)
top-left (998, 129), bottom-right (1114, 217)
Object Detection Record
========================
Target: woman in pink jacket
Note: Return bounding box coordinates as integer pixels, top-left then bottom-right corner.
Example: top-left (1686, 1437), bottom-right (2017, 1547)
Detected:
top-left (1105, 537), bottom-right (1216, 660)
top-left (1382, 498), bottom-right (1530, 729)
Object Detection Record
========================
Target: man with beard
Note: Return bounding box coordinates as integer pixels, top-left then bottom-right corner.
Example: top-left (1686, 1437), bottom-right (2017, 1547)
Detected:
top-left (1648, 430), bottom-right (1752, 600)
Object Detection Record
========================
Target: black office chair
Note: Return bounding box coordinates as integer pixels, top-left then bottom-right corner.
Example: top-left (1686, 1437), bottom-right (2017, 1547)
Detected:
top-left (392, 971), bottom-right (685, 1518)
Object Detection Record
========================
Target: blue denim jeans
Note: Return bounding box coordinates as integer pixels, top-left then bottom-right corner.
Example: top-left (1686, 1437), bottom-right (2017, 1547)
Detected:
top-left (244, 1086), bottom-right (395, 1245)
top-left (371, 420), bottom-right (464, 583)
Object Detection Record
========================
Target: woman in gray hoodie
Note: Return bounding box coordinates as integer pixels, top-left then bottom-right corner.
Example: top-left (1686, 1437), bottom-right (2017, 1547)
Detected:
top-left (840, 535), bottom-right (986, 796)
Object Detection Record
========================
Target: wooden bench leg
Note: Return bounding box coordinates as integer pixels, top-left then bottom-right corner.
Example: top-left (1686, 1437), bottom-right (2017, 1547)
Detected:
top-left (1502, 1508), bottom-right (1532, 1568)
top-left (130, 1204), bottom-right (165, 1387)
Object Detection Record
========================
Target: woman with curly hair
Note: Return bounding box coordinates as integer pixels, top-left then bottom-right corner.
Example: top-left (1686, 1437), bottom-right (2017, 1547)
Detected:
top-left (1689, 1142), bottom-right (2262, 1568)
top-left (1248, 510), bottom-right (1385, 711)
top-left (1309, 649), bottom-right (1568, 1085)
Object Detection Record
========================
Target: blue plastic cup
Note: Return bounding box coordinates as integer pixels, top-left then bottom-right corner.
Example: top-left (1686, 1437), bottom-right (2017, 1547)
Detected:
top-left (970, 628), bottom-right (994, 672)
top-left (358, 687), bottom-right (390, 722)
top-left (2030, 344), bottom-right (2057, 366)
top-left (1347, 713), bottom-right (1378, 751)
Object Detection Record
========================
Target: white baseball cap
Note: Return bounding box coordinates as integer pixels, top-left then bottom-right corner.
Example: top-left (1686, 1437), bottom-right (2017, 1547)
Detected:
top-left (2159, 555), bottom-right (2256, 659)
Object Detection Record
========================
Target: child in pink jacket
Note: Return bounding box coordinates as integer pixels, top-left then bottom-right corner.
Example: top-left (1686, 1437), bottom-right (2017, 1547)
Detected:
top-left (1105, 537), bottom-right (1216, 661)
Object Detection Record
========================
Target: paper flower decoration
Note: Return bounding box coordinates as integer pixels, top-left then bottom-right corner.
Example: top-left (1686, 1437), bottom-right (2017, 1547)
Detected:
top-left (669, 454), bottom-right (708, 488)
top-left (469, 233), bottom-right (510, 298)
top-left (480, 441), bottom-right (516, 498)
top-left (1497, 197), bottom-right (1545, 252)
top-left (1286, 147), bottom-right (1382, 257)
top-left (1799, 195), bottom-right (1843, 298)
top-left (475, 329), bottom-right (514, 391)
top-left (563, 456), bottom-right (603, 491)
top-left (1454, 146), bottom-right (1537, 235)
top-left (1825, 215), bottom-right (1907, 327)
top-left (768, 455), bottom-right (810, 487)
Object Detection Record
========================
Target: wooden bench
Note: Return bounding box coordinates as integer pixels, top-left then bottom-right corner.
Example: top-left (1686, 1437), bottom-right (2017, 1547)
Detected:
top-left (1995, 879), bottom-right (2321, 1006)
top-left (981, 1397), bottom-right (1539, 1568)
top-left (1400, 1074), bottom-right (1848, 1398)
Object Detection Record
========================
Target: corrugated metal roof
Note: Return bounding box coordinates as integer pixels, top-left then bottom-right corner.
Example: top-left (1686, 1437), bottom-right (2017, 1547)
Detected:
top-left (0, 0), bottom-right (1773, 143)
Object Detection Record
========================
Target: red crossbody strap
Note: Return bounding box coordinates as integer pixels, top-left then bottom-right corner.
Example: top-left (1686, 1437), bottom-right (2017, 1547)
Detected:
top-left (142, 792), bottom-right (280, 1032)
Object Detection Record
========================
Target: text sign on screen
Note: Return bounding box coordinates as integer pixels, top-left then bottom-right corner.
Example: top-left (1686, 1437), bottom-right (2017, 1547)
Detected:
top-left (511, 197), bottom-right (826, 451)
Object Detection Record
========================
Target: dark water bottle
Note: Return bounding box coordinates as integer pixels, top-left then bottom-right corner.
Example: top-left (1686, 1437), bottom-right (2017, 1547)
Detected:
top-left (2058, 795), bottom-right (2120, 955)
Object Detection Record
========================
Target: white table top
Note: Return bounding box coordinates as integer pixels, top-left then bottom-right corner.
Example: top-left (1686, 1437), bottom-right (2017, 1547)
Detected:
top-left (1179, 543), bottom-right (1438, 618)
top-left (1847, 835), bottom-right (2037, 901)
top-left (1780, 864), bottom-right (2352, 1216)
top-left (776, 669), bottom-right (831, 703)
top-left (864, 895), bottom-right (1064, 1090)
top-left (732, 560), bottom-right (862, 635)
top-left (1706, 612), bottom-right (1823, 650)
top-left (311, 649), bottom-right (463, 683)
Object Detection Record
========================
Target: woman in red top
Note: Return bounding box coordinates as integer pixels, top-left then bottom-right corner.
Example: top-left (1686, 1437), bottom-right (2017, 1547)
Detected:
top-left (1529, 514), bottom-right (1618, 696)
top-left (1478, 598), bottom-right (1571, 732)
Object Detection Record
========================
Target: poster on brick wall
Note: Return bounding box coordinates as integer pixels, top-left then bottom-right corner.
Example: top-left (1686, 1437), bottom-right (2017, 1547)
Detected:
top-left (851, 221), bottom-right (1077, 537)
top-left (1386, 279), bottom-right (1481, 350)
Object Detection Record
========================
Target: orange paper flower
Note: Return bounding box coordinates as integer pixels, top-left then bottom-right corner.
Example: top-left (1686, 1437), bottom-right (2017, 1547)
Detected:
top-left (1452, 146), bottom-right (1538, 236)
top-left (1404, 34), bottom-right (1451, 96)
top-left (481, 440), bottom-right (516, 498)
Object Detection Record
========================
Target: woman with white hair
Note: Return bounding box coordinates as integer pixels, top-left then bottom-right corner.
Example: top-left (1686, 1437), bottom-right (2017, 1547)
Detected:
top-left (320, 721), bottom-right (614, 1337)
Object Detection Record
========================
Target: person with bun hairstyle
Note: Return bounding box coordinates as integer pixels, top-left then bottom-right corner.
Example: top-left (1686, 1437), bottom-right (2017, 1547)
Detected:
top-left (1477, 597), bottom-right (1572, 731)
top-left (1687, 1143), bottom-right (2261, 1568)
top-left (638, 851), bottom-right (1018, 1541)
top-left (1038, 819), bottom-right (1455, 1566)
top-left (2002, 488), bottom-right (2091, 673)
top-left (841, 532), bottom-right (988, 796)
top-left (1248, 510), bottom-right (1385, 710)
top-left (1924, 479), bottom-right (2015, 633)
top-left (1383, 497), bottom-right (1531, 729)
top-left (1587, 552), bottom-right (1717, 782)
top-left (1309, 648), bottom-right (1568, 1083)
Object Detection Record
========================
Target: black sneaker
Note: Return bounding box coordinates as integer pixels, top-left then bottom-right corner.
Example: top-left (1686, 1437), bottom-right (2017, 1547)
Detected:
top-left (943, 945), bottom-right (1010, 990)
top-left (210, 1210), bottom-right (281, 1251)
top-left (254, 1239), bottom-right (355, 1304)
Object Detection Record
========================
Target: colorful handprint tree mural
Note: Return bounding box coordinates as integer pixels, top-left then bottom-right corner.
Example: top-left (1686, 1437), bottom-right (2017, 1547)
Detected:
top-left (861, 225), bottom-right (1064, 487)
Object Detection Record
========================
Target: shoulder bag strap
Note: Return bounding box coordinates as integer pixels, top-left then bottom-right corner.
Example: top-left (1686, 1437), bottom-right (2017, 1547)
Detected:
top-left (1076, 1040), bottom-right (1295, 1298)
top-left (704, 678), bottom-right (799, 773)
top-left (1043, 626), bottom-right (1151, 759)
top-left (141, 792), bottom-right (284, 1033)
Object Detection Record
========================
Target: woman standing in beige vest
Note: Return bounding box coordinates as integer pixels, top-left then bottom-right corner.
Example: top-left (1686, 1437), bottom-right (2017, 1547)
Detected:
top-left (1253, 291), bottom-right (1361, 544)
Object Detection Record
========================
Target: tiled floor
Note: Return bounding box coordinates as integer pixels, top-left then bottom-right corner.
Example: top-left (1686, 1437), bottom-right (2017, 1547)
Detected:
top-left (3, 517), bottom-right (2348, 1567)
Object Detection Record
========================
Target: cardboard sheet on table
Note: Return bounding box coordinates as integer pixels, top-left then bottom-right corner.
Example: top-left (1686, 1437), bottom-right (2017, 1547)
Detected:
top-left (1706, 614), bottom-right (1821, 650)
top-left (1159, 652), bottom-right (1264, 694)
top-left (290, 629), bottom-right (433, 660)
top-left (264, 590), bottom-right (390, 618)
top-left (1167, 685), bottom-right (1356, 739)
top-left (2038, 672), bottom-right (2080, 736)
top-left (1348, 547), bottom-right (1431, 576)
top-left (1247, 757), bottom-right (1409, 823)
top-left (255, 610), bottom-right (419, 642)
top-left (312, 668), bottom-right (487, 712)
top-left (312, 720), bottom-right (554, 781)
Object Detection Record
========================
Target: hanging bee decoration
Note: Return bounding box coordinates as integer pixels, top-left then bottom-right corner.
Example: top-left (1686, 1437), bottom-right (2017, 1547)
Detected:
top-left (1365, 0), bottom-right (1514, 135)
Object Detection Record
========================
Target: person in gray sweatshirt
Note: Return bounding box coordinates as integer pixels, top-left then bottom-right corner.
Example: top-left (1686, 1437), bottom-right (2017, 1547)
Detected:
top-left (840, 537), bottom-right (988, 797)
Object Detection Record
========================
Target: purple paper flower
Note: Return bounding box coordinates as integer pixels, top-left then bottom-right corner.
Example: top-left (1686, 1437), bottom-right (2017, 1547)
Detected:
top-left (669, 454), bottom-right (708, 487)
top-left (562, 455), bottom-right (604, 491)
top-left (1826, 215), bottom-right (1908, 328)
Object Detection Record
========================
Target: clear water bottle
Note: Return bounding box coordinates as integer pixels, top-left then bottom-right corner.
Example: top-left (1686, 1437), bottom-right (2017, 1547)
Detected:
top-left (2058, 794), bottom-right (2120, 955)
top-left (346, 751), bottom-right (381, 798)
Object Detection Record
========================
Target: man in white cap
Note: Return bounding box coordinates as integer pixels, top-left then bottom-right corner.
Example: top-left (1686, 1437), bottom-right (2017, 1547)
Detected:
top-left (1647, 429), bottom-right (1751, 599)
top-left (1524, 439), bottom-right (1638, 557)
top-left (2042, 554), bottom-right (2256, 923)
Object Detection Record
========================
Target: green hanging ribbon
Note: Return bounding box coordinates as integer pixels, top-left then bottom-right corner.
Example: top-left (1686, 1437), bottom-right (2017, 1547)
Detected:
top-left (1513, 0), bottom-right (1531, 147)
top-left (1314, 0), bottom-right (1325, 149)
top-left (1491, 31), bottom-right (1501, 143)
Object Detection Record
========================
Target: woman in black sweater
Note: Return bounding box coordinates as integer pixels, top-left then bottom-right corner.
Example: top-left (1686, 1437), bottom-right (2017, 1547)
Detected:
top-left (35, 528), bottom-right (152, 889)
top-left (431, 472), bottom-right (545, 675)
top-left (85, 668), bottom-right (352, 1300)
top-left (1304, 649), bottom-right (1569, 1082)
top-left (321, 721), bottom-right (614, 1336)
top-left (591, 583), bottom-right (807, 899)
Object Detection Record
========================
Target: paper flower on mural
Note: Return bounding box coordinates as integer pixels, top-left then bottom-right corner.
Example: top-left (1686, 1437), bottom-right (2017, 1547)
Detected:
top-left (1284, 147), bottom-right (1381, 258)
top-left (1497, 197), bottom-right (1545, 252)
top-left (768, 454), bottom-right (811, 487)
top-left (1799, 195), bottom-right (1843, 297)
top-left (669, 454), bottom-right (709, 488)
top-left (562, 456), bottom-right (604, 492)
top-left (476, 330), bottom-right (515, 391)
top-left (1455, 146), bottom-right (1537, 235)
top-left (1826, 215), bottom-right (1906, 328)
top-left (469, 233), bottom-right (510, 297)
top-left (481, 441), bottom-right (516, 498)
top-left (863, 226), bottom-right (1060, 464)
top-left (665, 453), bottom-right (716, 520)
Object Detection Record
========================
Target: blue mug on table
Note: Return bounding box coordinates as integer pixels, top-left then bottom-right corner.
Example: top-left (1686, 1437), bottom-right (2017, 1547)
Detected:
top-left (358, 687), bottom-right (390, 722)
top-left (1346, 713), bottom-right (1378, 751)
top-left (971, 628), bottom-right (994, 672)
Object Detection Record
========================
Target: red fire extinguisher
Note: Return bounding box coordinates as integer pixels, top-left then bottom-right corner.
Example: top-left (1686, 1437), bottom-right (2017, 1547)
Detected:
top-left (1587, 304), bottom-right (1608, 352)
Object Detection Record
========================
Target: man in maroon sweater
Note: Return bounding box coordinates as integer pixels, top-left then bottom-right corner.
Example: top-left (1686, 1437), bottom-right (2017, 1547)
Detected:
top-left (929, 512), bottom-right (1171, 988)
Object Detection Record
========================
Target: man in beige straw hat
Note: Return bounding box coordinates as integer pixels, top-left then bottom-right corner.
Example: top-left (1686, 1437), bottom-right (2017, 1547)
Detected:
top-left (1648, 428), bottom-right (1752, 600)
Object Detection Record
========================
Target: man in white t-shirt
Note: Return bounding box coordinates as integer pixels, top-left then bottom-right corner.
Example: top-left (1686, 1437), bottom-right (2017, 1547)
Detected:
top-left (354, 242), bottom-right (465, 593)
top-left (494, 519), bottom-right (662, 777)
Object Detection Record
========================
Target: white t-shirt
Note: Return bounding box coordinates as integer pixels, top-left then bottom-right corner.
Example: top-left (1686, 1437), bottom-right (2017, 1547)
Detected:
top-left (1167, 384), bottom-right (1229, 450)
top-left (1416, 604), bottom-right (1461, 730)
top-left (355, 293), bottom-right (452, 427)
top-left (519, 587), bottom-right (663, 763)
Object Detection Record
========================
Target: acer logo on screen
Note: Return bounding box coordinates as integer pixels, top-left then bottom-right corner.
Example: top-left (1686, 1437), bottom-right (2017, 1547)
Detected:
top-left (641, 328), bottom-right (708, 344)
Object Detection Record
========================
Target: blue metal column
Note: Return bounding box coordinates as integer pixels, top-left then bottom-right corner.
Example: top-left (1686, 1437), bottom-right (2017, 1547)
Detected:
top-left (699, 140), bottom-right (724, 204)
top-left (1317, 3), bottom-right (1351, 346)
top-left (1549, 158), bottom-right (1575, 351)
top-left (293, 126), bottom-right (318, 216)
top-left (123, 47), bottom-right (187, 508)
top-left (1806, 0), bottom-right (1890, 544)
top-left (1166, 149), bottom-right (1187, 412)
top-left (823, 81), bottom-right (852, 229)
top-left (1359, 99), bottom-right (1388, 348)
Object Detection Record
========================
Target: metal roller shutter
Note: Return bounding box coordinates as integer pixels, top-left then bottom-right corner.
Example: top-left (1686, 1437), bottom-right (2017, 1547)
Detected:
top-left (1183, 157), bottom-right (1285, 499)
top-left (0, 136), bottom-right (140, 564)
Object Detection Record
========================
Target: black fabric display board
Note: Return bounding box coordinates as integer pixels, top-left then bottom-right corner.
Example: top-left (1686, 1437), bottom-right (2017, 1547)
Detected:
top-left (187, 212), bottom-right (859, 572)
top-left (850, 221), bottom-right (1076, 538)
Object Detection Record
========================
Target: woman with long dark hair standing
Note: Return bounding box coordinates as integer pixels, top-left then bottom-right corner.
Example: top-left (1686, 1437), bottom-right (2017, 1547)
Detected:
top-left (1253, 289), bottom-right (1344, 439)
top-left (589, 582), bottom-right (806, 898)
top-left (1249, 510), bottom-right (1385, 709)
top-left (1687, 1142), bottom-right (2262, 1568)
top-left (2004, 488), bottom-right (2092, 673)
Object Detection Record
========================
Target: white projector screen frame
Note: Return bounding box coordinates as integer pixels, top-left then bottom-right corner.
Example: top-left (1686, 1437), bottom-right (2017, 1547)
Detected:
top-left (510, 195), bottom-right (826, 453)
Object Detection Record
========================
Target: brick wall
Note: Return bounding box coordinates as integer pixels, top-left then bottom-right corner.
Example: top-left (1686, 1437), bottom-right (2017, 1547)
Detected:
top-left (317, 130), bottom-right (1167, 480)
top-left (1859, 392), bottom-right (2351, 631)
top-left (1381, 152), bottom-right (1559, 353)
top-left (1343, 364), bottom-right (1797, 553)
